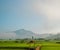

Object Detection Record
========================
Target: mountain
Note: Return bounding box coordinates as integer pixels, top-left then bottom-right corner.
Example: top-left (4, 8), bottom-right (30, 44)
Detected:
top-left (13, 29), bottom-right (52, 39)
top-left (13, 29), bottom-right (36, 39)
top-left (0, 29), bottom-right (60, 39)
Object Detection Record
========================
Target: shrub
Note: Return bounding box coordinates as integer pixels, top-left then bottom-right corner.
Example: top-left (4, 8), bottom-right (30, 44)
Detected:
top-left (14, 41), bottom-right (19, 43)
top-left (56, 42), bottom-right (60, 44)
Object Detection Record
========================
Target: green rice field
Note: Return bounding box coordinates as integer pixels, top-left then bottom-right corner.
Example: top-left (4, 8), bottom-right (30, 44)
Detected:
top-left (0, 40), bottom-right (60, 50)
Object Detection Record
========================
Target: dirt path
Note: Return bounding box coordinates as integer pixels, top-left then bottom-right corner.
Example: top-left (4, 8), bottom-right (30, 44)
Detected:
top-left (35, 46), bottom-right (42, 50)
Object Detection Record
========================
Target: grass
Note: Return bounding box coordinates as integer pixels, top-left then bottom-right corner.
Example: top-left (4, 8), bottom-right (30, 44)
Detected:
top-left (0, 40), bottom-right (60, 50)
top-left (41, 44), bottom-right (60, 50)
top-left (42, 47), bottom-right (60, 50)
top-left (39, 41), bottom-right (60, 50)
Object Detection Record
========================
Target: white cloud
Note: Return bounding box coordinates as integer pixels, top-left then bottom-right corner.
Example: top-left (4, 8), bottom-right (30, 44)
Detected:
top-left (32, 0), bottom-right (60, 33)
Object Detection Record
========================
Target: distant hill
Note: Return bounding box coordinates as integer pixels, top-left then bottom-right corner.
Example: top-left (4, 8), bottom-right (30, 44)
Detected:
top-left (46, 33), bottom-right (60, 40)
top-left (0, 29), bottom-right (60, 39)
top-left (13, 29), bottom-right (53, 39)
top-left (13, 29), bottom-right (36, 39)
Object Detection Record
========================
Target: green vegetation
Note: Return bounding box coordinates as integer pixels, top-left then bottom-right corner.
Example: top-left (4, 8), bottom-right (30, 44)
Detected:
top-left (0, 40), bottom-right (60, 50)
top-left (42, 47), bottom-right (60, 50)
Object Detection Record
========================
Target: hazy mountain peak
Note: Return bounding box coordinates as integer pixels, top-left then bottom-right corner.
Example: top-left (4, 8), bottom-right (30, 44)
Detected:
top-left (0, 29), bottom-right (60, 39)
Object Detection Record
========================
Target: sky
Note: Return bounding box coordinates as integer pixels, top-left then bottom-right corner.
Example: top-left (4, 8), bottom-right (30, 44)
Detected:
top-left (0, 0), bottom-right (60, 34)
